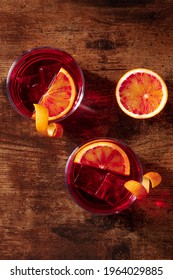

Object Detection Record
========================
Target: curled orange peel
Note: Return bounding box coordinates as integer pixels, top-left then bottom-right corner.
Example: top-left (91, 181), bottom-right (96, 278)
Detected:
top-left (143, 172), bottom-right (162, 188)
top-left (124, 180), bottom-right (148, 200)
top-left (33, 104), bottom-right (63, 138)
top-left (47, 123), bottom-right (63, 138)
top-left (124, 172), bottom-right (162, 200)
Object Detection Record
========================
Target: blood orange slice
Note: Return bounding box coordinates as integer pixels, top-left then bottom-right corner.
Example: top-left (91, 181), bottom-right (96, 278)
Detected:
top-left (39, 67), bottom-right (76, 121)
top-left (74, 140), bottom-right (130, 175)
top-left (115, 68), bottom-right (168, 119)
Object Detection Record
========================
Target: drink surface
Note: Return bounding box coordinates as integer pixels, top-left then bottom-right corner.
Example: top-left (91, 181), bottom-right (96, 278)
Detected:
top-left (7, 47), bottom-right (84, 119)
top-left (66, 139), bottom-right (143, 214)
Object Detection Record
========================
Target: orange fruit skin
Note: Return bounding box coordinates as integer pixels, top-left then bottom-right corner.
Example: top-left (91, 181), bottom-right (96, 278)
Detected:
top-left (47, 123), bottom-right (63, 138)
top-left (33, 104), bottom-right (49, 135)
top-left (124, 172), bottom-right (162, 200)
top-left (74, 139), bottom-right (130, 176)
top-left (33, 104), bottom-right (63, 138)
top-left (144, 172), bottom-right (162, 188)
top-left (39, 68), bottom-right (76, 121)
top-left (124, 180), bottom-right (148, 200)
top-left (33, 68), bottom-right (75, 137)
top-left (115, 68), bottom-right (168, 119)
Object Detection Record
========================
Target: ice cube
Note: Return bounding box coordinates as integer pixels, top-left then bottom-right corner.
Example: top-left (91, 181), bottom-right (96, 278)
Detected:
top-left (95, 173), bottom-right (125, 206)
top-left (17, 73), bottom-right (39, 88)
top-left (18, 80), bottom-right (43, 105)
top-left (74, 165), bottom-right (107, 196)
top-left (38, 63), bottom-right (61, 89)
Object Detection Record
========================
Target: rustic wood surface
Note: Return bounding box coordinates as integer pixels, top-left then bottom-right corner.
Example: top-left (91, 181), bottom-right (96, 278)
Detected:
top-left (0, 0), bottom-right (173, 260)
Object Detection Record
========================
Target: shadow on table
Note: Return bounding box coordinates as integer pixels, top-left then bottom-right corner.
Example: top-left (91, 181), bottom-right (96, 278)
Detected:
top-left (51, 155), bottom-right (173, 259)
top-left (62, 69), bottom-right (143, 146)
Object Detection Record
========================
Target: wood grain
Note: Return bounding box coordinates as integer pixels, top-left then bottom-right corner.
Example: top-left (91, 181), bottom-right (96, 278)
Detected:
top-left (0, 0), bottom-right (173, 259)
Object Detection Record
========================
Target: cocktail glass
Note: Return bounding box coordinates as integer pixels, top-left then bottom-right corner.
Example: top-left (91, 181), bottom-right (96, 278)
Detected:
top-left (6, 46), bottom-right (84, 121)
top-left (65, 138), bottom-right (143, 215)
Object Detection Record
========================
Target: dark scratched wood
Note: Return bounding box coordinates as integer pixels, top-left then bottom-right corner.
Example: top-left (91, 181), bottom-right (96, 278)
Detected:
top-left (0, 0), bottom-right (173, 260)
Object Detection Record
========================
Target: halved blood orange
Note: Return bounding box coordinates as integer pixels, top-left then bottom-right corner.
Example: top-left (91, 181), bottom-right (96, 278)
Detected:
top-left (38, 67), bottom-right (76, 121)
top-left (74, 140), bottom-right (130, 175)
top-left (115, 68), bottom-right (168, 119)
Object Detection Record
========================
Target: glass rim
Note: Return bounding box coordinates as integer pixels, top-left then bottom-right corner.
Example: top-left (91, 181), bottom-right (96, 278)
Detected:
top-left (6, 46), bottom-right (85, 121)
top-left (65, 137), bottom-right (143, 215)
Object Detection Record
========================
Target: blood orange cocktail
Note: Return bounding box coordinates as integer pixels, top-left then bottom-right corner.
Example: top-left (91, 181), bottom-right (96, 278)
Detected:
top-left (6, 47), bottom-right (84, 120)
top-left (65, 138), bottom-right (143, 215)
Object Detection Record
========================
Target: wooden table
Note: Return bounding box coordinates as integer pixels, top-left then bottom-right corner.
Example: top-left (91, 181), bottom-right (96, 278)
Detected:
top-left (0, 0), bottom-right (173, 260)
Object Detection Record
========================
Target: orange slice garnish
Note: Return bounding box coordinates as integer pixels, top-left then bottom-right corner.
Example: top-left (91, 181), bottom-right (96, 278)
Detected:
top-left (115, 68), bottom-right (168, 119)
top-left (124, 172), bottom-right (162, 200)
top-left (38, 67), bottom-right (76, 121)
top-left (74, 140), bottom-right (130, 176)
top-left (34, 104), bottom-right (63, 138)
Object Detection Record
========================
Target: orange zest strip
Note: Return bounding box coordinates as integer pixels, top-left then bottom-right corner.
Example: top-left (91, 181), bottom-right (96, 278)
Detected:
top-left (124, 180), bottom-right (148, 200)
top-left (33, 104), bottom-right (63, 138)
top-left (47, 123), bottom-right (63, 138)
top-left (141, 176), bottom-right (150, 193)
top-left (124, 172), bottom-right (162, 200)
top-left (34, 104), bottom-right (49, 135)
top-left (143, 172), bottom-right (162, 188)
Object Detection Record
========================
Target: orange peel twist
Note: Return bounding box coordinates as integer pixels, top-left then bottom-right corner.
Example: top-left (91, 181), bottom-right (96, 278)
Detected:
top-left (124, 172), bottom-right (162, 200)
top-left (33, 104), bottom-right (63, 138)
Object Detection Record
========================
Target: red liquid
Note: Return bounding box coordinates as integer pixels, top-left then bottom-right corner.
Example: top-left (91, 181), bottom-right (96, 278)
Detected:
top-left (7, 47), bottom-right (84, 120)
top-left (65, 139), bottom-right (143, 215)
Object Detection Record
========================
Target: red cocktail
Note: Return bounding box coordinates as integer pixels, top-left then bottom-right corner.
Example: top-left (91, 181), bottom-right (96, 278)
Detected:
top-left (65, 138), bottom-right (143, 215)
top-left (6, 47), bottom-right (84, 121)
